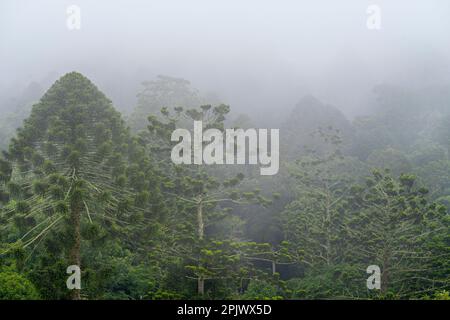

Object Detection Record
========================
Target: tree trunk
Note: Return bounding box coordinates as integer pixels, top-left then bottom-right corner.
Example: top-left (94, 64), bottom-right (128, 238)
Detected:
top-left (325, 190), bottom-right (331, 266)
top-left (197, 200), bottom-right (204, 240)
top-left (69, 198), bottom-right (81, 300)
top-left (381, 251), bottom-right (390, 295)
top-left (197, 199), bottom-right (205, 296)
top-left (198, 277), bottom-right (205, 296)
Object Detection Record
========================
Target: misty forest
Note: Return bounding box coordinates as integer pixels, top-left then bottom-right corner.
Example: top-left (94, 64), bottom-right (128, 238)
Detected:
top-left (0, 1), bottom-right (449, 300)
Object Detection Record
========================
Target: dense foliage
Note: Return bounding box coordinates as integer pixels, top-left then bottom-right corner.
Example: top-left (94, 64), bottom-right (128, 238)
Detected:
top-left (0, 73), bottom-right (448, 299)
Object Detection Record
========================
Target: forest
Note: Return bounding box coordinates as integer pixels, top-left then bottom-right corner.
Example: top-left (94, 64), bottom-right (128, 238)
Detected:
top-left (0, 72), bottom-right (448, 300)
top-left (1, 0), bottom-right (450, 302)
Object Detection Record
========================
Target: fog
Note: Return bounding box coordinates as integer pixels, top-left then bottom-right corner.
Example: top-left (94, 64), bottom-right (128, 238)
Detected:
top-left (1, 1), bottom-right (450, 301)
top-left (1, 0), bottom-right (450, 122)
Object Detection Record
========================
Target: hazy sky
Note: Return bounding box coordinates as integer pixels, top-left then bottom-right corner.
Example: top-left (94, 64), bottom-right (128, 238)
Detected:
top-left (1, 0), bottom-right (449, 119)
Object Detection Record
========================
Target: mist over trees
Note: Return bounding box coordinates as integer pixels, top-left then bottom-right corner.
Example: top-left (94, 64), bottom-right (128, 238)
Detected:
top-left (0, 71), bottom-right (448, 300)
top-left (0, 1), bottom-right (449, 300)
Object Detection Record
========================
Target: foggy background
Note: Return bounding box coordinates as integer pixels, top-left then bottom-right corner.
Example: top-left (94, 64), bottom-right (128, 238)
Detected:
top-left (1, 0), bottom-right (449, 123)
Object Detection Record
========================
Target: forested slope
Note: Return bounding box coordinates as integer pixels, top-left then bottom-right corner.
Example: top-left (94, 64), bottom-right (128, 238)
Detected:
top-left (0, 73), bottom-right (448, 300)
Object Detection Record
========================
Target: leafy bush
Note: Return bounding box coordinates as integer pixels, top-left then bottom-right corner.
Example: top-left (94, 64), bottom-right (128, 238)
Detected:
top-left (0, 271), bottom-right (40, 300)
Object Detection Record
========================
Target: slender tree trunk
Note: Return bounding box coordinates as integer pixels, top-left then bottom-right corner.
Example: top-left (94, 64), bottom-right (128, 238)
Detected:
top-left (197, 199), bottom-right (205, 296)
top-left (325, 188), bottom-right (331, 266)
top-left (197, 200), bottom-right (204, 240)
top-left (69, 198), bottom-right (81, 300)
top-left (381, 252), bottom-right (390, 295)
top-left (198, 277), bottom-right (205, 296)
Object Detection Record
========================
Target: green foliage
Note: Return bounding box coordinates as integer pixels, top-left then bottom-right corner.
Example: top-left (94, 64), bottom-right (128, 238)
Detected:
top-left (141, 104), bottom-right (277, 298)
top-left (0, 72), bottom-right (160, 299)
top-left (0, 270), bottom-right (40, 300)
top-left (432, 290), bottom-right (450, 300)
top-left (285, 265), bottom-right (366, 299)
top-left (0, 76), bottom-right (449, 300)
top-left (241, 280), bottom-right (282, 300)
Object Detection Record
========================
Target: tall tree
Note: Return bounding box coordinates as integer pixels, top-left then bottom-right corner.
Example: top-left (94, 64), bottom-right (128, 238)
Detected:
top-left (0, 72), bottom-right (145, 299)
top-left (142, 105), bottom-right (274, 297)
top-left (348, 170), bottom-right (449, 297)
top-left (282, 127), bottom-right (364, 269)
top-left (129, 75), bottom-right (205, 132)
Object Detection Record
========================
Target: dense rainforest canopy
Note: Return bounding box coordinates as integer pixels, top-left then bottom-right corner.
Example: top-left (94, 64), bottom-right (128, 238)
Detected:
top-left (0, 72), bottom-right (449, 300)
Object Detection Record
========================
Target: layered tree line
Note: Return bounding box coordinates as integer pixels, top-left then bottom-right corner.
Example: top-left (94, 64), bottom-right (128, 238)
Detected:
top-left (0, 73), bottom-right (448, 299)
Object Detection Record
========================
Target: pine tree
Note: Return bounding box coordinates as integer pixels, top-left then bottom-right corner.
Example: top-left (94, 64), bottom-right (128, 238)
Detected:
top-left (0, 72), bottom-right (145, 299)
top-left (142, 105), bottom-right (274, 297)
top-left (282, 127), bottom-right (364, 269)
top-left (348, 170), bottom-right (449, 297)
top-left (129, 75), bottom-right (205, 132)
